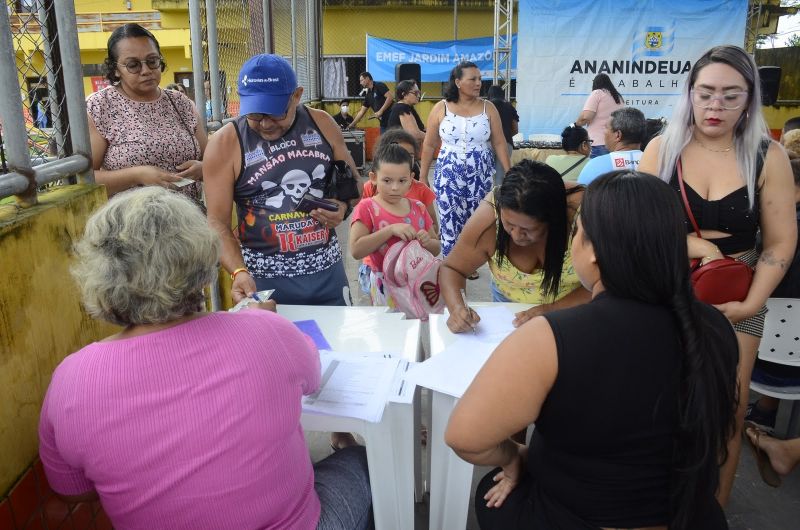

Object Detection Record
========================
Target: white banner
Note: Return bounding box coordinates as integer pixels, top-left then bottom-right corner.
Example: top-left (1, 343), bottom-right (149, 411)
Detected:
top-left (516, 0), bottom-right (748, 135)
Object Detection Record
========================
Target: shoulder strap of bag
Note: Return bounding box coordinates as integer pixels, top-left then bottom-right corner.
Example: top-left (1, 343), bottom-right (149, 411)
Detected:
top-left (676, 158), bottom-right (702, 239)
top-left (164, 89), bottom-right (199, 161)
top-left (559, 156), bottom-right (587, 177)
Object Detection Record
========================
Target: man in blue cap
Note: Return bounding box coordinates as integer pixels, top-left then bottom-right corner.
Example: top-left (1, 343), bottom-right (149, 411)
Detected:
top-left (205, 54), bottom-right (359, 306)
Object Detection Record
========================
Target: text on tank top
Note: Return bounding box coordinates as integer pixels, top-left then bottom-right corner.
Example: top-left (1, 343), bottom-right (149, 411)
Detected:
top-left (233, 106), bottom-right (341, 278)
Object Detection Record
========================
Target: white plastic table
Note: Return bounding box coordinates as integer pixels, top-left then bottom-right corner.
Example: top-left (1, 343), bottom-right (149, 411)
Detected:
top-left (425, 302), bottom-right (531, 530)
top-left (277, 305), bottom-right (422, 530)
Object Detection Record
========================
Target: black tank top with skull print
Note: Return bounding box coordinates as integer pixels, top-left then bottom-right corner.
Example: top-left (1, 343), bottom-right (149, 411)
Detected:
top-left (233, 106), bottom-right (341, 278)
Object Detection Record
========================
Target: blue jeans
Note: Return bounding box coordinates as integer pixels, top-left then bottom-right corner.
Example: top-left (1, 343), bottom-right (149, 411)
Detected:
top-left (590, 145), bottom-right (609, 158)
top-left (490, 279), bottom-right (513, 302)
top-left (315, 446), bottom-right (373, 530)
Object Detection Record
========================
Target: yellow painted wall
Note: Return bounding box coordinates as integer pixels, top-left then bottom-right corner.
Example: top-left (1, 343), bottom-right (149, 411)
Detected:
top-left (763, 104), bottom-right (800, 134)
top-left (0, 185), bottom-right (119, 496)
top-left (322, 7), bottom-right (511, 55)
top-left (75, 0), bottom-right (155, 13)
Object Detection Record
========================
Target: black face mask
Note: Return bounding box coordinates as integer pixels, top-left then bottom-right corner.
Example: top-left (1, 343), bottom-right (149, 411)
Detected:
top-left (412, 160), bottom-right (421, 181)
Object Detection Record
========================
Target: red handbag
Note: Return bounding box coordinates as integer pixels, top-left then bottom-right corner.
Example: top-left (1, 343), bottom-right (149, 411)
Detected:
top-left (677, 160), bottom-right (753, 305)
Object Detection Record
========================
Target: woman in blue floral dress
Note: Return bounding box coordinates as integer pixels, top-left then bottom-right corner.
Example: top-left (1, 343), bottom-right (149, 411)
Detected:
top-left (420, 62), bottom-right (511, 263)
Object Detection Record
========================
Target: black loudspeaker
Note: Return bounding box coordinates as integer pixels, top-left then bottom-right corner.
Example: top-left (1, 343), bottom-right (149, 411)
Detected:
top-left (344, 130), bottom-right (365, 169)
top-left (395, 63), bottom-right (421, 83)
top-left (759, 66), bottom-right (781, 106)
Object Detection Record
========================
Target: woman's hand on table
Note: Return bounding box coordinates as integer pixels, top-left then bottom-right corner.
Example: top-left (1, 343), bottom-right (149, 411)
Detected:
top-left (447, 305), bottom-right (480, 333)
top-left (513, 305), bottom-right (549, 328)
top-left (483, 450), bottom-right (523, 508)
top-left (176, 160), bottom-right (204, 181)
top-left (138, 165), bottom-right (182, 189)
top-left (714, 300), bottom-right (759, 324)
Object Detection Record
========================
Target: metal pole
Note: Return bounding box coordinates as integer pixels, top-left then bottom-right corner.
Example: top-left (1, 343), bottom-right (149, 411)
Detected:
top-left (506, 0), bottom-right (513, 99)
top-left (453, 0), bottom-right (458, 42)
top-left (52, 0), bottom-right (93, 183)
top-left (0, 5), bottom-right (36, 204)
top-left (204, 0), bottom-right (223, 122)
top-left (188, 0), bottom-right (208, 130)
top-left (290, 0), bottom-right (297, 70)
top-left (36, 0), bottom-right (64, 155)
top-left (305, 0), bottom-right (317, 100)
top-left (0, 155), bottom-right (91, 199)
top-left (262, 0), bottom-right (272, 54)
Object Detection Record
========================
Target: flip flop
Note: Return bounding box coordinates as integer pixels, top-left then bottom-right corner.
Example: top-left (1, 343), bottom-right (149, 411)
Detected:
top-left (743, 421), bottom-right (782, 488)
top-left (467, 271), bottom-right (479, 280)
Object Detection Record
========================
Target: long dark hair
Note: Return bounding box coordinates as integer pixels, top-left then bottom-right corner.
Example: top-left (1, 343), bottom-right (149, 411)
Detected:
top-left (444, 61), bottom-right (478, 103)
top-left (592, 73), bottom-right (623, 104)
top-left (103, 23), bottom-right (165, 84)
top-left (494, 160), bottom-right (569, 300)
top-left (580, 171), bottom-right (738, 530)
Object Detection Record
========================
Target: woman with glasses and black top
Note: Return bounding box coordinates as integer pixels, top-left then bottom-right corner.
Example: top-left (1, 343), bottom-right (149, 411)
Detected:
top-left (387, 80), bottom-right (426, 147)
top-left (87, 24), bottom-right (206, 198)
top-left (545, 125), bottom-right (591, 182)
top-left (639, 44), bottom-right (796, 506)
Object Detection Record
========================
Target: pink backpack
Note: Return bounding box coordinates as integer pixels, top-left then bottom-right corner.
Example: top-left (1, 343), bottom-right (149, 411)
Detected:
top-left (382, 240), bottom-right (445, 320)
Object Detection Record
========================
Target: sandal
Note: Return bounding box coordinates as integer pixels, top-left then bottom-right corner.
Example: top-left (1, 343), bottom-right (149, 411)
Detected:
top-left (467, 271), bottom-right (479, 280)
top-left (743, 421), bottom-right (782, 488)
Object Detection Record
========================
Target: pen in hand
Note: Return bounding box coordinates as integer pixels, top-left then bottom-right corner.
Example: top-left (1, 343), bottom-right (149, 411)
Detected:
top-left (460, 288), bottom-right (477, 334)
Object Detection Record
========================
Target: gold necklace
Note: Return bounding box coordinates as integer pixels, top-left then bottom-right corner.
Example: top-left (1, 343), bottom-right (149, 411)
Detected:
top-left (694, 136), bottom-right (733, 153)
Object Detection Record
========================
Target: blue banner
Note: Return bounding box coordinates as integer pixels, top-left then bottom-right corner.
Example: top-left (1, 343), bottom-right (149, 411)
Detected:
top-left (366, 35), bottom-right (517, 82)
top-left (516, 0), bottom-right (748, 135)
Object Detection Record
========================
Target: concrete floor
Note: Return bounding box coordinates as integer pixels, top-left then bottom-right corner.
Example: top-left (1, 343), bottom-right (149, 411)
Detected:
top-left (303, 190), bottom-right (800, 530)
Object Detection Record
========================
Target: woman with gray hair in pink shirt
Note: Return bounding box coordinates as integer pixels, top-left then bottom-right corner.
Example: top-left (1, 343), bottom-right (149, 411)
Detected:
top-left (38, 187), bottom-right (372, 530)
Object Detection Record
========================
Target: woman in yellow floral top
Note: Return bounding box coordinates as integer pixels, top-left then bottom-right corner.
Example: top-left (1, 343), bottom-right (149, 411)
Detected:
top-left (440, 160), bottom-right (590, 333)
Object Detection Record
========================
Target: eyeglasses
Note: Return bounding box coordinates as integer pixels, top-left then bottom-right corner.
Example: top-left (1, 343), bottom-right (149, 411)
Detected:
top-left (118, 57), bottom-right (163, 74)
top-left (690, 89), bottom-right (749, 111)
top-left (246, 110), bottom-right (290, 123)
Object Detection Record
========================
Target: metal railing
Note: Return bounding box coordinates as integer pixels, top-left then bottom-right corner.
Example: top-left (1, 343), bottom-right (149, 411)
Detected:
top-left (0, 0), bottom-right (93, 205)
top-left (190, 0), bottom-right (320, 132)
top-left (8, 10), bottom-right (163, 34)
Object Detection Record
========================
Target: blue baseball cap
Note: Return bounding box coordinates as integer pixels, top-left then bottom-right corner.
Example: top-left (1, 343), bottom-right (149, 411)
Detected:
top-left (238, 54), bottom-right (298, 116)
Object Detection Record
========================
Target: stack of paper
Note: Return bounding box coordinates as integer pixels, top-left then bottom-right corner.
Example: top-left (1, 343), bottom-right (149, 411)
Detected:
top-left (302, 352), bottom-right (401, 423)
top-left (404, 306), bottom-right (517, 398)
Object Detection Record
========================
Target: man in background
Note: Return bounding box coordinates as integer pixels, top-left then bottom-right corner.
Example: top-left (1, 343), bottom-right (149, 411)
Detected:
top-left (487, 85), bottom-right (519, 184)
top-left (348, 71), bottom-right (393, 133)
top-left (577, 107), bottom-right (645, 185)
top-left (333, 98), bottom-right (354, 130)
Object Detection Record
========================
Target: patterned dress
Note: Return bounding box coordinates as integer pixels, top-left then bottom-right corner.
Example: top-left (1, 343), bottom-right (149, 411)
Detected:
top-left (434, 101), bottom-right (495, 255)
top-left (86, 86), bottom-right (201, 201)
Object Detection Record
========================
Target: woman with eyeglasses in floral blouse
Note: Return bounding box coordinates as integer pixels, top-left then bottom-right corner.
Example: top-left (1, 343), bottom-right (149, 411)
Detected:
top-left (86, 24), bottom-right (206, 199)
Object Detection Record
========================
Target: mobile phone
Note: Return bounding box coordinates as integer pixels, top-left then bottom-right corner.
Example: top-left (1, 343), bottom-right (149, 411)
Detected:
top-left (295, 193), bottom-right (339, 213)
top-left (174, 177), bottom-right (195, 188)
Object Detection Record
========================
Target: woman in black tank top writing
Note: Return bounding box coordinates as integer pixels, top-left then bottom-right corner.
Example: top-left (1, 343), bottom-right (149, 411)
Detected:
top-left (639, 45), bottom-right (796, 504)
top-left (446, 172), bottom-right (738, 529)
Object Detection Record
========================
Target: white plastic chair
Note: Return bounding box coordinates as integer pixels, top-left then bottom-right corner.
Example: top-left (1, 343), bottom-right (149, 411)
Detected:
top-left (750, 298), bottom-right (800, 437)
